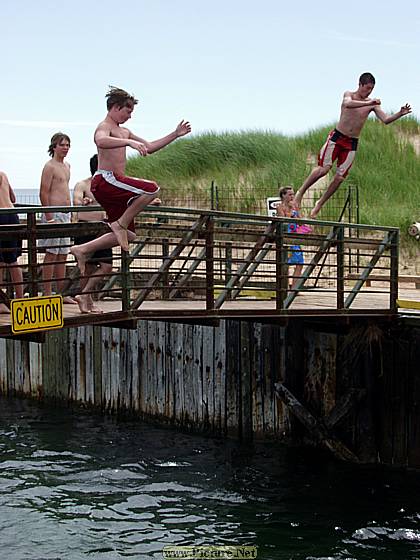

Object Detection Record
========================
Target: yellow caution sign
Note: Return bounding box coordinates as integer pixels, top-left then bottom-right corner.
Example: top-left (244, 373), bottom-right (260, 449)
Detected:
top-left (11, 295), bottom-right (63, 334)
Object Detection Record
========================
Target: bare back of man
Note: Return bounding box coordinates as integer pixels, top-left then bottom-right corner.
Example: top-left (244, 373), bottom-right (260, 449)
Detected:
top-left (295, 73), bottom-right (411, 218)
top-left (0, 171), bottom-right (24, 312)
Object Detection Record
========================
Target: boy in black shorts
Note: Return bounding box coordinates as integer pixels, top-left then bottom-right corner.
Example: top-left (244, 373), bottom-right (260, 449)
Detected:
top-left (0, 171), bottom-right (24, 312)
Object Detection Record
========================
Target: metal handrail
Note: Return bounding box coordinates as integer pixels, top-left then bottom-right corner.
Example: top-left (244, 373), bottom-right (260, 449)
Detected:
top-left (0, 206), bottom-right (400, 318)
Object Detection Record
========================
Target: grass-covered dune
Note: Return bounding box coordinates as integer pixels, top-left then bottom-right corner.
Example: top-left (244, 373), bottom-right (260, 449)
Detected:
top-left (126, 117), bottom-right (420, 242)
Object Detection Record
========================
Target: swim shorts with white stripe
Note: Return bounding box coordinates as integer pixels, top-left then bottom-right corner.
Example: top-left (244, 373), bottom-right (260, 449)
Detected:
top-left (91, 171), bottom-right (160, 231)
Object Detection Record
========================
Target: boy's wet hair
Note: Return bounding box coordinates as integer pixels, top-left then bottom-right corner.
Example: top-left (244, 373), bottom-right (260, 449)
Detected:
top-left (359, 72), bottom-right (375, 85)
top-left (106, 86), bottom-right (138, 110)
top-left (48, 132), bottom-right (70, 157)
top-left (90, 154), bottom-right (98, 176)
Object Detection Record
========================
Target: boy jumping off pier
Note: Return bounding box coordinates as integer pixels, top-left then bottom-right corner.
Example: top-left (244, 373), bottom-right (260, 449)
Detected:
top-left (295, 72), bottom-right (411, 218)
top-left (70, 86), bottom-right (191, 311)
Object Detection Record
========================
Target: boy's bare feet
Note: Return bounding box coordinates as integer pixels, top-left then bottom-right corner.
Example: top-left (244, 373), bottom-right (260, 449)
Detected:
top-left (75, 294), bottom-right (91, 314)
top-left (75, 294), bottom-right (104, 314)
top-left (63, 296), bottom-right (78, 304)
top-left (110, 220), bottom-right (129, 251)
top-left (70, 246), bottom-right (89, 276)
top-left (89, 302), bottom-right (103, 314)
top-left (0, 303), bottom-right (10, 314)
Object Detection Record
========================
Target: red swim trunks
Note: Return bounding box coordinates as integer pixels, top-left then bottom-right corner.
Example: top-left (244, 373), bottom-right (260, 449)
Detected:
top-left (91, 171), bottom-right (160, 231)
top-left (318, 129), bottom-right (359, 178)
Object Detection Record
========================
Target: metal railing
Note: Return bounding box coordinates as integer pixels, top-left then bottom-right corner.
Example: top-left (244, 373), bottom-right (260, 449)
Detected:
top-left (0, 204), bottom-right (399, 316)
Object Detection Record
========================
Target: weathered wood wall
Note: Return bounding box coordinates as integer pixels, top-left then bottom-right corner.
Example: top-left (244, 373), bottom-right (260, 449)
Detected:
top-left (0, 319), bottom-right (419, 467)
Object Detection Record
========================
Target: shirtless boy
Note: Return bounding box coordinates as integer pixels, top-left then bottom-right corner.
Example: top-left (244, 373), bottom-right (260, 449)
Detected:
top-left (71, 86), bottom-right (191, 279)
top-left (39, 132), bottom-right (76, 303)
top-left (0, 171), bottom-right (24, 313)
top-left (295, 73), bottom-right (411, 218)
top-left (72, 154), bottom-right (112, 313)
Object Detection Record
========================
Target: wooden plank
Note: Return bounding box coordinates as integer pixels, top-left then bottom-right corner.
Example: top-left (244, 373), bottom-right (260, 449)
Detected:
top-left (110, 328), bottom-right (120, 411)
top-left (29, 340), bottom-right (42, 397)
top-left (77, 328), bottom-right (87, 402)
top-left (130, 324), bottom-right (140, 411)
top-left (377, 334), bottom-right (395, 464)
top-left (202, 321), bottom-right (215, 430)
top-left (146, 321), bottom-right (158, 415)
top-left (192, 324), bottom-right (204, 426)
top-left (157, 322), bottom-right (166, 415)
top-left (0, 339), bottom-right (8, 393)
top-left (251, 322), bottom-right (264, 435)
top-left (93, 326), bottom-right (103, 406)
top-left (138, 320), bottom-right (148, 414)
top-left (163, 321), bottom-right (174, 419)
top-left (225, 320), bottom-right (240, 437)
top-left (240, 321), bottom-right (253, 441)
top-left (118, 328), bottom-right (130, 409)
top-left (275, 382), bottom-right (360, 462)
top-left (182, 324), bottom-right (194, 426)
top-left (391, 336), bottom-right (409, 465)
top-left (214, 320), bottom-right (226, 433)
top-left (407, 329), bottom-right (420, 467)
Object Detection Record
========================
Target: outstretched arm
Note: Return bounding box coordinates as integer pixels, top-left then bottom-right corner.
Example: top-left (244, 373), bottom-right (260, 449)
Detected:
top-left (130, 120), bottom-right (191, 154)
top-left (373, 103), bottom-right (412, 125)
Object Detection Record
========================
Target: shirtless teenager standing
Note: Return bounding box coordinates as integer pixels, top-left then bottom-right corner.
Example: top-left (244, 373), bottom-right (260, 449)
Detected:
top-left (72, 154), bottom-right (112, 313)
top-left (39, 132), bottom-right (76, 303)
top-left (295, 73), bottom-right (411, 218)
top-left (71, 86), bottom-right (191, 278)
top-left (0, 171), bottom-right (24, 313)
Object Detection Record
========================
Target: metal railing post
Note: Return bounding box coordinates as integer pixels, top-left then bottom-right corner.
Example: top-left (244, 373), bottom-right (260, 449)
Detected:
top-left (27, 212), bottom-right (39, 297)
top-left (275, 223), bottom-right (288, 311)
top-left (390, 229), bottom-right (399, 312)
top-left (162, 238), bottom-right (169, 299)
top-left (225, 242), bottom-right (232, 300)
top-left (121, 249), bottom-right (130, 311)
top-left (205, 216), bottom-right (214, 311)
top-left (336, 225), bottom-right (345, 309)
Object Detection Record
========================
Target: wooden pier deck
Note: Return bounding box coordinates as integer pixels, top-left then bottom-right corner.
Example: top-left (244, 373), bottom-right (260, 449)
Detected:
top-left (0, 205), bottom-right (419, 337)
top-left (0, 287), bottom-right (418, 338)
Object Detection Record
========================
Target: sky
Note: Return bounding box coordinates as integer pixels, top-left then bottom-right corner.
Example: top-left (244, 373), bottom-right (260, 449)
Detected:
top-left (1, 0), bottom-right (419, 188)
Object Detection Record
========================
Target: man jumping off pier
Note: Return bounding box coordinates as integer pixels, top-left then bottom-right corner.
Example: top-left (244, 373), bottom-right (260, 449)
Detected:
top-left (70, 86), bottom-right (191, 312)
top-left (295, 72), bottom-right (411, 218)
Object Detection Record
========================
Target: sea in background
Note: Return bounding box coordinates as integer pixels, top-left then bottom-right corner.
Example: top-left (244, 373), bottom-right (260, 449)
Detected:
top-left (14, 188), bottom-right (73, 206)
top-left (1, 395), bottom-right (420, 560)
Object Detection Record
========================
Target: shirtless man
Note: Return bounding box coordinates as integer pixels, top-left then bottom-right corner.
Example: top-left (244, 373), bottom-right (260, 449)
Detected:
top-left (0, 171), bottom-right (24, 313)
top-left (39, 132), bottom-right (76, 303)
top-left (72, 154), bottom-right (112, 313)
top-left (295, 73), bottom-right (411, 218)
top-left (70, 86), bottom-right (191, 276)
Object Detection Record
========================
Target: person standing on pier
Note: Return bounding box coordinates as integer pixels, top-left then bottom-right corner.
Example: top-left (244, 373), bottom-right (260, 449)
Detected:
top-left (295, 72), bottom-right (411, 218)
top-left (72, 154), bottom-right (112, 313)
top-left (39, 132), bottom-right (77, 303)
top-left (276, 186), bottom-right (304, 290)
top-left (70, 86), bottom-right (191, 277)
top-left (0, 171), bottom-right (24, 313)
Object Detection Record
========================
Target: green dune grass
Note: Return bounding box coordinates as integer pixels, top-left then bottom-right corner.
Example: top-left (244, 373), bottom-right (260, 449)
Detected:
top-left (126, 118), bottom-right (420, 245)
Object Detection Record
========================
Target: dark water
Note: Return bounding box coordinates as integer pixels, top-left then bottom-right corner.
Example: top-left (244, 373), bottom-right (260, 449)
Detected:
top-left (1, 397), bottom-right (420, 560)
